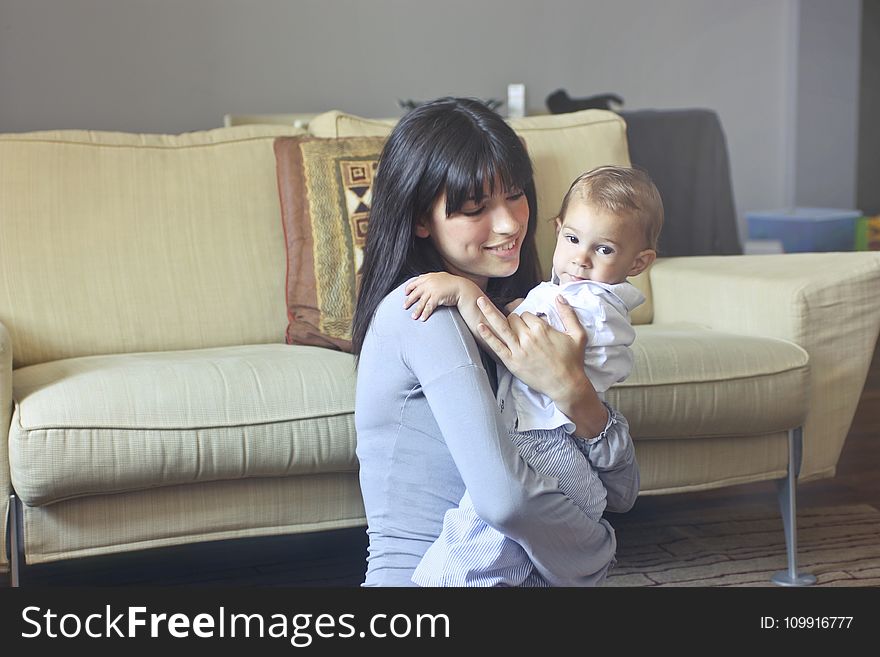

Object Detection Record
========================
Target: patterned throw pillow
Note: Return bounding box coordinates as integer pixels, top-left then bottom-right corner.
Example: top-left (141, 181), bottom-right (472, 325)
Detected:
top-left (274, 136), bottom-right (386, 351)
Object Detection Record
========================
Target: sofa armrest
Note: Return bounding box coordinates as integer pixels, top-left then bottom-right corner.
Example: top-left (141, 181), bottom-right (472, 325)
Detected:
top-left (0, 321), bottom-right (12, 571)
top-left (650, 252), bottom-right (880, 481)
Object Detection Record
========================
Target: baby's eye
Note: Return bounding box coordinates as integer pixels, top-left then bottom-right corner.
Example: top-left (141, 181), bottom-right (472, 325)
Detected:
top-left (596, 245), bottom-right (615, 255)
top-left (506, 191), bottom-right (525, 202)
top-left (565, 234), bottom-right (579, 244)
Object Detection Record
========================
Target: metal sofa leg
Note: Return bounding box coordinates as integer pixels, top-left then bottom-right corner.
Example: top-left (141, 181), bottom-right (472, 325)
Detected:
top-left (8, 493), bottom-right (23, 587)
top-left (771, 427), bottom-right (816, 586)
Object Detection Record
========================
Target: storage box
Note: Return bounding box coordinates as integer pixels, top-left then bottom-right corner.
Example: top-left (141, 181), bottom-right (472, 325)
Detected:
top-left (746, 207), bottom-right (861, 253)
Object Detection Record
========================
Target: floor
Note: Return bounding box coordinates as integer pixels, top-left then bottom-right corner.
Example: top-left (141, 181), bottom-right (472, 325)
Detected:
top-left (10, 341), bottom-right (879, 586)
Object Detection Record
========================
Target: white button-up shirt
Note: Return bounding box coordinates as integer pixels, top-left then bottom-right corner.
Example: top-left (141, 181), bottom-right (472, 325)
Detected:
top-left (496, 278), bottom-right (645, 434)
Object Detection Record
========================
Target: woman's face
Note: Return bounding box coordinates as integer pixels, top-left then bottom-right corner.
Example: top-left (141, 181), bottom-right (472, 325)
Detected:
top-left (416, 177), bottom-right (529, 290)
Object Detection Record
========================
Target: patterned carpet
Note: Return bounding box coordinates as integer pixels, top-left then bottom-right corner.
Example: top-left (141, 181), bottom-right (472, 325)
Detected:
top-left (605, 503), bottom-right (880, 586)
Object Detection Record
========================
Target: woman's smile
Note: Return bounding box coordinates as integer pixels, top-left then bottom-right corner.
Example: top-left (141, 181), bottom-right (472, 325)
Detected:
top-left (484, 236), bottom-right (520, 258)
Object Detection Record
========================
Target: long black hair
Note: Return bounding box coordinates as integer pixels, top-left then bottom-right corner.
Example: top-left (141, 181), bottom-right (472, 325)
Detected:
top-left (351, 97), bottom-right (541, 356)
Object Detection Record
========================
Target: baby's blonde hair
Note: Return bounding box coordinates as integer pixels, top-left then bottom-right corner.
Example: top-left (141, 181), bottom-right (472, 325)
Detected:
top-left (557, 165), bottom-right (664, 251)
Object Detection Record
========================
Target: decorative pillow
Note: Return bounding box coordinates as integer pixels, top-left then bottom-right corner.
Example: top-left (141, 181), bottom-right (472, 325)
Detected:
top-left (274, 136), bottom-right (387, 351)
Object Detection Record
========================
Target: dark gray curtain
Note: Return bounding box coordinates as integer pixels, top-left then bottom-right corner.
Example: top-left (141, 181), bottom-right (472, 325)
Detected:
top-left (619, 109), bottom-right (743, 257)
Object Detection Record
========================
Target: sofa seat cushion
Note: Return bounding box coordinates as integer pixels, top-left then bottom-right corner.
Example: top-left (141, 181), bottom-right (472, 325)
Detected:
top-left (606, 324), bottom-right (810, 439)
top-left (9, 344), bottom-right (356, 506)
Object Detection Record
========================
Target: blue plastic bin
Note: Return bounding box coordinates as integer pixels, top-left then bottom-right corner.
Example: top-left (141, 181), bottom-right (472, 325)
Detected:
top-left (746, 208), bottom-right (861, 253)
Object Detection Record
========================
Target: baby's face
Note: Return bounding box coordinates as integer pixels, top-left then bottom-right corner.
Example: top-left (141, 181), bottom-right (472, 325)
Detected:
top-left (553, 202), bottom-right (649, 285)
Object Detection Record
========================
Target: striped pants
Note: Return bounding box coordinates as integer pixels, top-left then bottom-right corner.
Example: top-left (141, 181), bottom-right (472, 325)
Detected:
top-left (412, 427), bottom-right (608, 587)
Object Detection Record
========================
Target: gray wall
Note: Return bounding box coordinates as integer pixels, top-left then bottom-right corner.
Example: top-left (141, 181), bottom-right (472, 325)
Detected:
top-left (0, 0), bottom-right (864, 237)
top-left (858, 0), bottom-right (880, 215)
top-left (794, 0), bottom-right (862, 210)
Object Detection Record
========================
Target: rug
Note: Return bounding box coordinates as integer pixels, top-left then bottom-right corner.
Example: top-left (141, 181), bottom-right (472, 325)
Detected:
top-left (605, 503), bottom-right (880, 586)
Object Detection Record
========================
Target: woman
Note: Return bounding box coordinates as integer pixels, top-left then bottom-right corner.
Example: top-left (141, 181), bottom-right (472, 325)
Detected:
top-left (352, 97), bottom-right (639, 587)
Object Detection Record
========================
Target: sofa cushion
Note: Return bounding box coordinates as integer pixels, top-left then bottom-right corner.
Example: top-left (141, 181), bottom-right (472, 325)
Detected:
top-left (606, 323), bottom-right (810, 439)
top-left (274, 136), bottom-right (386, 351)
top-left (9, 345), bottom-right (357, 506)
top-left (0, 126), bottom-right (306, 369)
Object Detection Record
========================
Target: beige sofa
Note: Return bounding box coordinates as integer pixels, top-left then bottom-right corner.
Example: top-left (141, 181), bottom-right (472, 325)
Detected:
top-left (2, 110), bottom-right (879, 586)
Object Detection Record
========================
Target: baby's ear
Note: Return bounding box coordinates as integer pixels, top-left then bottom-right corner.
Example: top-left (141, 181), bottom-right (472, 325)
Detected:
top-left (628, 249), bottom-right (656, 277)
top-left (553, 217), bottom-right (563, 234)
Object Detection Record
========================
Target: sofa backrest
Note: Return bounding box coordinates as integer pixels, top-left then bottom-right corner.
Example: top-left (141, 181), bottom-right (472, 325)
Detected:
top-left (0, 125), bottom-right (303, 368)
top-left (307, 109), bottom-right (654, 324)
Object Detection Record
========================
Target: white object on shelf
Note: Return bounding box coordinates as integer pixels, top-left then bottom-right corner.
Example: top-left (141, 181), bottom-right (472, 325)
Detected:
top-left (507, 84), bottom-right (526, 118)
top-left (222, 113), bottom-right (319, 129)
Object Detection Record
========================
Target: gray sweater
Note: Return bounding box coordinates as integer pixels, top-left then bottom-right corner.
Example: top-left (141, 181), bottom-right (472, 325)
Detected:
top-left (355, 283), bottom-right (640, 586)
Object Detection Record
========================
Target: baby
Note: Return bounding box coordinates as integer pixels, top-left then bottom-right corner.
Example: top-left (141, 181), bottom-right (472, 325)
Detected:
top-left (404, 165), bottom-right (664, 587)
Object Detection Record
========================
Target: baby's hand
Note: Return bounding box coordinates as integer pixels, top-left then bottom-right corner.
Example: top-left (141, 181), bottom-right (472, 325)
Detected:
top-left (403, 273), bottom-right (469, 321)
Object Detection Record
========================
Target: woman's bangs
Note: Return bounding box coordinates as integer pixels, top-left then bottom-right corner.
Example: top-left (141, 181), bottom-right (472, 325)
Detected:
top-left (442, 145), bottom-right (530, 216)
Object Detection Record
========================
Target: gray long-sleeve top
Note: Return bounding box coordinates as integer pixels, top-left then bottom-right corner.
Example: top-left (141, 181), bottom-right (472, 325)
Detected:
top-left (355, 283), bottom-right (640, 586)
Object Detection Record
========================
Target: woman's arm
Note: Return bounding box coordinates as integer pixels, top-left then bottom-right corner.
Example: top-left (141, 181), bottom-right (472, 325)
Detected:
top-left (475, 294), bottom-right (639, 511)
top-left (403, 273), bottom-right (501, 361)
top-left (397, 295), bottom-right (618, 586)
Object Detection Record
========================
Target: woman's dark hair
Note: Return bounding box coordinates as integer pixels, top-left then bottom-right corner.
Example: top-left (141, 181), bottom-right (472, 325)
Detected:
top-left (352, 97), bottom-right (541, 355)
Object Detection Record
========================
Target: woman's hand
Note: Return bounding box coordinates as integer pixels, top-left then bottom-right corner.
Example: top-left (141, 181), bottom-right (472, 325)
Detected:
top-left (476, 295), bottom-right (608, 438)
